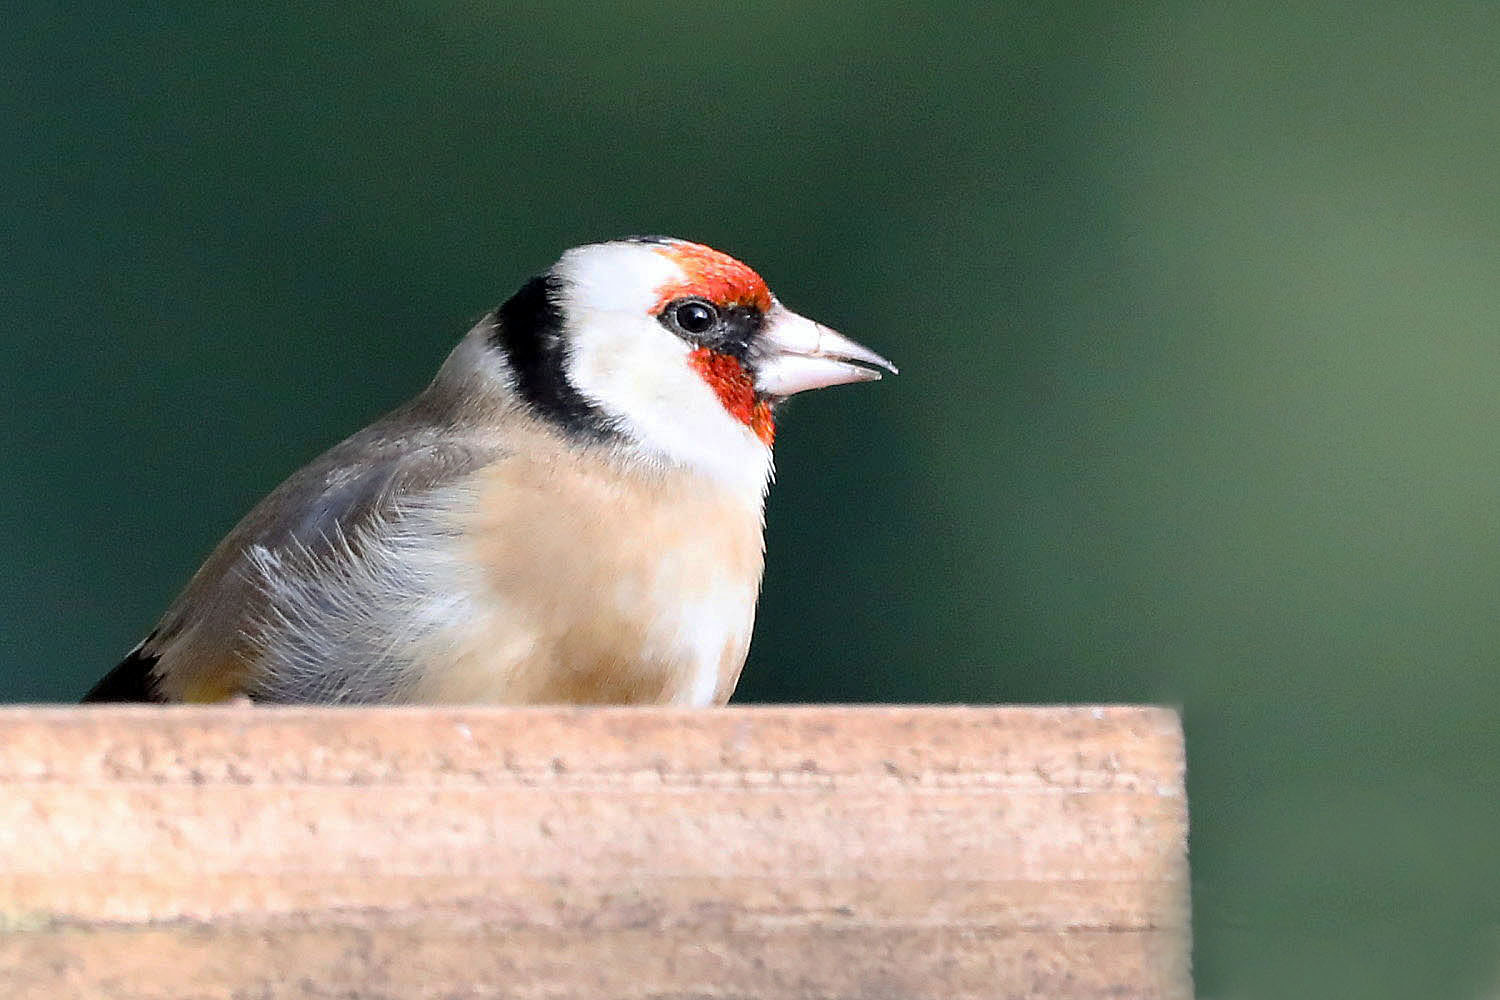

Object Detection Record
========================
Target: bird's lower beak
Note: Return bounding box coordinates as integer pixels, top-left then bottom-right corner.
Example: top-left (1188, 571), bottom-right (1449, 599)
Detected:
top-left (753, 306), bottom-right (898, 398)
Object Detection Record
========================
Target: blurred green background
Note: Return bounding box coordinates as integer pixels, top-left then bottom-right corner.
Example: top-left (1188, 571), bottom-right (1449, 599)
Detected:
top-left (6, 3), bottom-right (1499, 996)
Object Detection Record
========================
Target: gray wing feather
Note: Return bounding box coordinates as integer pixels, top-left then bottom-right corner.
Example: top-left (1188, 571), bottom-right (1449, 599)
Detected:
top-left (145, 403), bottom-right (504, 702)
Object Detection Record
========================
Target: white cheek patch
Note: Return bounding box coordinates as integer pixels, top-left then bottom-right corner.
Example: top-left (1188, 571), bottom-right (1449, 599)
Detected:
top-left (555, 248), bottom-right (774, 502)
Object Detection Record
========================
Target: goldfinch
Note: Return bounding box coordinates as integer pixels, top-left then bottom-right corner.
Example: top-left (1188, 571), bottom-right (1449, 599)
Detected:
top-left (83, 237), bottom-right (895, 705)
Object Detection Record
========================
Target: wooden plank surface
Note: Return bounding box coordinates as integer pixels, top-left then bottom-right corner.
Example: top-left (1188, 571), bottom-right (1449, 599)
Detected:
top-left (0, 705), bottom-right (1190, 999)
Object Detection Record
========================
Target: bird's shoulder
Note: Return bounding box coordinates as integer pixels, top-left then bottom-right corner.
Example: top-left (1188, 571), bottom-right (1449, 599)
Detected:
top-left (146, 402), bottom-right (519, 649)
top-left (229, 409), bottom-right (500, 555)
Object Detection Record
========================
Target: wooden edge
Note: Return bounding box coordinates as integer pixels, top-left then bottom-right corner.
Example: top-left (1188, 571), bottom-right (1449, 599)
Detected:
top-left (0, 705), bottom-right (1191, 1000)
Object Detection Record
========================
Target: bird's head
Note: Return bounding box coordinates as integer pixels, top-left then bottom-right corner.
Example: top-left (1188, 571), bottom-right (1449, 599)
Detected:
top-left (481, 237), bottom-right (896, 497)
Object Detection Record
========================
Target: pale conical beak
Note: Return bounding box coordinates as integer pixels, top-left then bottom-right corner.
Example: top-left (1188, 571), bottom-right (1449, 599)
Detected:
top-left (753, 306), bottom-right (898, 398)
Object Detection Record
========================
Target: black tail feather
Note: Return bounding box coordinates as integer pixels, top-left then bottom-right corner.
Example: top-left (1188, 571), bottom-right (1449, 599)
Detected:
top-left (82, 641), bottom-right (165, 703)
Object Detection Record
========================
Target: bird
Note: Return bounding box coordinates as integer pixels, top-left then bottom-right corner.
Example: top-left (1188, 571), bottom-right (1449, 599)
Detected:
top-left (82, 236), bottom-right (896, 706)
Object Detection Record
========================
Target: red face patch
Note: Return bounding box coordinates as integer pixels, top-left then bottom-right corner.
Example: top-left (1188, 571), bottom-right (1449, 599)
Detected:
top-left (652, 241), bottom-right (776, 445)
top-left (688, 347), bottom-right (775, 446)
top-left (650, 241), bottom-right (773, 314)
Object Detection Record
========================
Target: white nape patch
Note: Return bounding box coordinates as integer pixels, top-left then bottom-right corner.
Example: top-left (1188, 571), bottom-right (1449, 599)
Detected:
top-left (554, 242), bottom-right (774, 503)
top-left (238, 488), bottom-right (480, 703)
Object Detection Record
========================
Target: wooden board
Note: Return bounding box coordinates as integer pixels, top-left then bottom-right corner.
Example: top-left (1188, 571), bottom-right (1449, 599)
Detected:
top-left (0, 705), bottom-right (1190, 999)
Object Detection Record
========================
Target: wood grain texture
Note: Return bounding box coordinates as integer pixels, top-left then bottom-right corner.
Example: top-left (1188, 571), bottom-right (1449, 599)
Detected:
top-left (0, 705), bottom-right (1191, 999)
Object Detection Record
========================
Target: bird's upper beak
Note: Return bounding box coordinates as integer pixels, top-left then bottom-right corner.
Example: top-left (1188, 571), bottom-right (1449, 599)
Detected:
top-left (753, 306), bottom-right (898, 398)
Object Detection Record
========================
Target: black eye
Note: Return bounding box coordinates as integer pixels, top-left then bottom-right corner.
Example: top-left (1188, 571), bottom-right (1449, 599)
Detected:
top-left (671, 299), bottom-right (719, 335)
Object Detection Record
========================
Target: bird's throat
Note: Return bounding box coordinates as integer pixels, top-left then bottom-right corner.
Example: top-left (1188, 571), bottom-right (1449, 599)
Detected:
top-left (688, 347), bottom-right (775, 446)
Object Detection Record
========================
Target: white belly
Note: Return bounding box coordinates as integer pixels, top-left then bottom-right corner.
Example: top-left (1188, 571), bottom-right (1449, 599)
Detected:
top-left (412, 448), bottom-right (766, 705)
